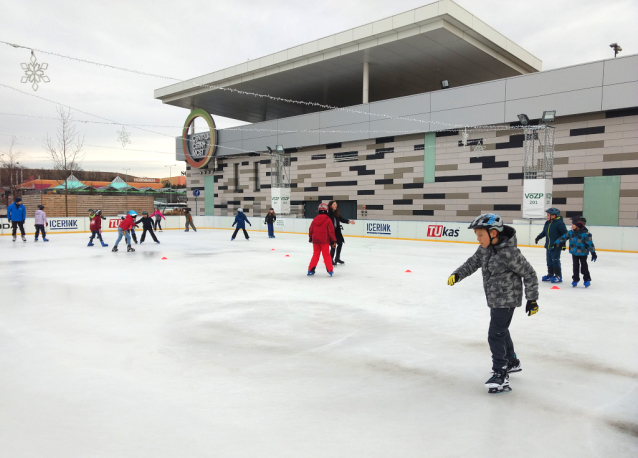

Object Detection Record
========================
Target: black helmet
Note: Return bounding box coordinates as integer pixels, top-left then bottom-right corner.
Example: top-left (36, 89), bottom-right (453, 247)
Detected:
top-left (545, 207), bottom-right (561, 216)
top-left (37, 204), bottom-right (44, 210)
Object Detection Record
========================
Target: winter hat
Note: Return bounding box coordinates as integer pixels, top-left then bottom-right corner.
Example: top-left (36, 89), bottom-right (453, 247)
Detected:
top-left (237, 208), bottom-right (243, 212)
top-left (15, 197), bottom-right (22, 202)
top-left (37, 205), bottom-right (44, 210)
top-left (573, 220), bottom-right (585, 229)
top-left (142, 211), bottom-right (148, 215)
top-left (318, 203), bottom-right (328, 213)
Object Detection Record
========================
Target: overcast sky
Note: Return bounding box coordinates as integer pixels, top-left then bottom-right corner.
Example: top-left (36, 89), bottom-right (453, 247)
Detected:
top-left (0, 0), bottom-right (636, 179)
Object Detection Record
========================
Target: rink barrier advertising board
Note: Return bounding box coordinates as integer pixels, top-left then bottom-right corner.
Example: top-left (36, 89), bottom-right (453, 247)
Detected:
top-left (49, 218), bottom-right (79, 231)
top-left (262, 219), bottom-right (286, 228)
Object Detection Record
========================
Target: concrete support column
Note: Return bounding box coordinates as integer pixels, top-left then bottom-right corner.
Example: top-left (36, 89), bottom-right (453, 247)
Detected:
top-left (362, 62), bottom-right (369, 104)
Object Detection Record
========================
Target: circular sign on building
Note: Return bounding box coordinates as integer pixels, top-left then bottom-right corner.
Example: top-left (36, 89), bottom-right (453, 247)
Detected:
top-left (193, 189), bottom-right (200, 197)
top-left (182, 109), bottom-right (217, 169)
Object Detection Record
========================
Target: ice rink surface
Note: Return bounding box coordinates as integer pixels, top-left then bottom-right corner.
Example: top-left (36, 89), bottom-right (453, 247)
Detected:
top-left (1, 228), bottom-right (637, 457)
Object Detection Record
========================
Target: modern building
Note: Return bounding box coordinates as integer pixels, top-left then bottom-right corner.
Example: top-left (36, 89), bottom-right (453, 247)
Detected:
top-left (155, 0), bottom-right (638, 226)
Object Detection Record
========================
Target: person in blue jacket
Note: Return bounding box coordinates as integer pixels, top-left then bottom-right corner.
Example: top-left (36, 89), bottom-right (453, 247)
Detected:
top-left (535, 207), bottom-right (568, 283)
top-left (553, 216), bottom-right (597, 288)
top-left (231, 208), bottom-right (251, 240)
top-left (7, 197), bottom-right (27, 242)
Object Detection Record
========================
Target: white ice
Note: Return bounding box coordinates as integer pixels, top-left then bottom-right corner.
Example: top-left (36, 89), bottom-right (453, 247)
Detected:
top-left (1, 228), bottom-right (637, 457)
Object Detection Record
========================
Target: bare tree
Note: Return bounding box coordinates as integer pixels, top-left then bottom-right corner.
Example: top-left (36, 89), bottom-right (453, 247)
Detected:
top-left (43, 106), bottom-right (85, 216)
top-left (0, 136), bottom-right (24, 201)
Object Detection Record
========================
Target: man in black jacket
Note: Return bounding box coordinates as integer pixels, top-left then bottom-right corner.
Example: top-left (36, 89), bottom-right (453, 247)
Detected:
top-left (136, 211), bottom-right (160, 244)
top-left (327, 201), bottom-right (355, 265)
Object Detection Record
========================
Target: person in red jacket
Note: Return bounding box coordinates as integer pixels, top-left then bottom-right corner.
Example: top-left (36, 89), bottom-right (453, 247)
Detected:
top-left (112, 211), bottom-right (136, 253)
top-left (88, 209), bottom-right (108, 247)
top-left (308, 202), bottom-right (337, 277)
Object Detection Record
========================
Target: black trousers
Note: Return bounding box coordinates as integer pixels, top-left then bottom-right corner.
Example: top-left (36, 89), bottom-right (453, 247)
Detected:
top-left (141, 228), bottom-right (158, 242)
top-left (11, 221), bottom-right (25, 236)
top-left (35, 224), bottom-right (46, 238)
top-left (488, 307), bottom-right (516, 371)
top-left (232, 227), bottom-right (249, 239)
top-left (154, 219), bottom-right (162, 230)
top-left (330, 242), bottom-right (343, 261)
top-left (572, 255), bottom-right (591, 282)
top-left (89, 230), bottom-right (103, 241)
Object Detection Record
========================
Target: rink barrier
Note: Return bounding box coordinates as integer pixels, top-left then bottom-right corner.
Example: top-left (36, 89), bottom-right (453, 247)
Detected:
top-left (2, 216), bottom-right (637, 253)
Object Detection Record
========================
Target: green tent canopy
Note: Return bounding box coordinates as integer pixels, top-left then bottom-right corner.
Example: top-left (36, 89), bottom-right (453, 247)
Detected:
top-left (50, 174), bottom-right (95, 191)
top-left (98, 176), bottom-right (140, 192)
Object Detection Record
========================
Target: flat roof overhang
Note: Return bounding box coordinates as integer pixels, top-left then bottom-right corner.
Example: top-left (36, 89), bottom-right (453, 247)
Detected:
top-left (155, 0), bottom-right (541, 123)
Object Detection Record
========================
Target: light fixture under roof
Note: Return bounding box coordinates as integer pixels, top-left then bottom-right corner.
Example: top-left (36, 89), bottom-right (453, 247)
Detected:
top-left (542, 111), bottom-right (556, 123)
top-left (517, 114), bottom-right (530, 126)
top-left (440, 80), bottom-right (449, 89)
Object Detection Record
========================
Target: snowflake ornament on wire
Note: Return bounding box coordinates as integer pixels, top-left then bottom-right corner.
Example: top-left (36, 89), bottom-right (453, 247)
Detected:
top-left (21, 50), bottom-right (50, 91)
top-left (473, 141), bottom-right (485, 153)
top-left (117, 126), bottom-right (131, 147)
top-left (461, 128), bottom-right (469, 147)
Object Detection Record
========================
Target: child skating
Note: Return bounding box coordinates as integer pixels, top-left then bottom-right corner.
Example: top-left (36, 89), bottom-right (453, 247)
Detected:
top-left (553, 216), bottom-right (597, 287)
top-left (112, 210), bottom-right (136, 253)
top-left (535, 207), bottom-right (567, 283)
top-left (447, 214), bottom-right (539, 394)
top-left (136, 211), bottom-right (160, 244)
top-left (184, 208), bottom-right (197, 232)
top-left (151, 208), bottom-right (166, 232)
top-left (307, 203), bottom-right (336, 277)
top-left (265, 208), bottom-right (276, 238)
top-left (231, 208), bottom-right (251, 240)
top-left (88, 209), bottom-right (108, 247)
top-left (34, 204), bottom-right (49, 242)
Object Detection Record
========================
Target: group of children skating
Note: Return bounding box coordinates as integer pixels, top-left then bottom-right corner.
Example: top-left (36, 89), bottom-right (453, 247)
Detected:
top-left (84, 207), bottom-right (165, 252)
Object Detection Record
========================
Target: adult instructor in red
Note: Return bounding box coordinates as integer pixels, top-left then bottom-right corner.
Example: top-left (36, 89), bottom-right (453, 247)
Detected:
top-left (308, 202), bottom-right (337, 277)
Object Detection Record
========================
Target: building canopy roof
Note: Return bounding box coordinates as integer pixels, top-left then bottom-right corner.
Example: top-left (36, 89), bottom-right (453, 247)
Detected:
top-left (98, 176), bottom-right (140, 192)
top-left (155, 0), bottom-right (541, 123)
top-left (50, 174), bottom-right (94, 191)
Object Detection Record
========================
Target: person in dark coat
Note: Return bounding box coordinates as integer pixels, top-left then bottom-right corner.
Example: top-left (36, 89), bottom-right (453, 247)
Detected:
top-left (136, 211), bottom-right (160, 244)
top-left (308, 202), bottom-right (336, 276)
top-left (231, 208), bottom-right (251, 240)
top-left (535, 207), bottom-right (568, 283)
top-left (264, 208), bottom-right (277, 238)
top-left (327, 200), bottom-right (355, 265)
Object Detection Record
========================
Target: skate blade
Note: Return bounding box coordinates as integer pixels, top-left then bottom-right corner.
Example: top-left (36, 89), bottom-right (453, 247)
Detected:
top-left (488, 386), bottom-right (512, 394)
top-left (507, 368), bottom-right (522, 374)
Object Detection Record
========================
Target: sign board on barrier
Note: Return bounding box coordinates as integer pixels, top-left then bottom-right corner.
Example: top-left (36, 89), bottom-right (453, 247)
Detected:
top-left (365, 221), bottom-right (396, 237)
top-left (49, 218), bottom-right (79, 231)
top-left (262, 218), bottom-right (285, 228)
top-left (271, 188), bottom-right (290, 214)
top-left (523, 179), bottom-right (552, 219)
top-left (426, 224), bottom-right (461, 238)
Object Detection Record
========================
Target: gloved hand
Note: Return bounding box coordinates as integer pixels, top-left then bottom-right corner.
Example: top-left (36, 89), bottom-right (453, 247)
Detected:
top-left (591, 252), bottom-right (597, 262)
top-left (309, 237), bottom-right (312, 243)
top-left (526, 300), bottom-right (539, 316)
top-left (447, 274), bottom-right (458, 286)
top-left (534, 236), bottom-right (540, 244)
top-left (331, 242), bottom-right (337, 248)
top-left (561, 245), bottom-right (566, 251)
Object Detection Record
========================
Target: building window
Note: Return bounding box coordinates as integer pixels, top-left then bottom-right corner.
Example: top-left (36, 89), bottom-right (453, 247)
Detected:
top-left (254, 161), bottom-right (260, 191)
top-left (234, 163), bottom-right (239, 192)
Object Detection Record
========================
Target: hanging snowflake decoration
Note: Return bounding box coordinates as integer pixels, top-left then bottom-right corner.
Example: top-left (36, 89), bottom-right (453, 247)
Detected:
top-left (461, 128), bottom-right (469, 147)
top-left (473, 141), bottom-right (486, 154)
top-left (21, 50), bottom-right (49, 91)
top-left (117, 126), bottom-right (131, 147)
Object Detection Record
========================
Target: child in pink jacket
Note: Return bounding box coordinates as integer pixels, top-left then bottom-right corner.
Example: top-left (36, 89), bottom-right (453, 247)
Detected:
top-left (150, 208), bottom-right (166, 232)
top-left (34, 204), bottom-right (49, 242)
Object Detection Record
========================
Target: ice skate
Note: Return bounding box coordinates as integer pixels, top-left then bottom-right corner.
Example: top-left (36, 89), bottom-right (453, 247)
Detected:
top-left (88, 240), bottom-right (94, 246)
top-left (584, 281), bottom-right (591, 288)
top-left (34, 237), bottom-right (38, 242)
top-left (572, 281), bottom-right (578, 287)
top-left (485, 370), bottom-right (511, 394)
top-left (42, 237), bottom-right (49, 242)
top-left (12, 235), bottom-right (16, 242)
top-left (335, 259), bottom-right (345, 265)
top-left (112, 246), bottom-right (118, 252)
top-left (328, 271), bottom-right (333, 277)
top-left (307, 268), bottom-right (316, 276)
top-left (127, 245), bottom-right (135, 252)
top-left (541, 275), bottom-right (554, 282)
top-left (100, 240), bottom-right (108, 247)
top-left (507, 359), bottom-right (522, 373)
top-left (551, 276), bottom-right (562, 283)
top-left (21, 235), bottom-right (27, 242)
top-left (156, 240), bottom-right (160, 244)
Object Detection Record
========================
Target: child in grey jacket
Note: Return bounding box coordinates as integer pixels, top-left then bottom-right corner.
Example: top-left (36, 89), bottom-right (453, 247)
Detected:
top-left (447, 213), bottom-right (539, 393)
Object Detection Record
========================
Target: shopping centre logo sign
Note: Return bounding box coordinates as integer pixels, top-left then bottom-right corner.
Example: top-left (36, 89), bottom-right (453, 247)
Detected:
top-left (182, 109), bottom-right (218, 169)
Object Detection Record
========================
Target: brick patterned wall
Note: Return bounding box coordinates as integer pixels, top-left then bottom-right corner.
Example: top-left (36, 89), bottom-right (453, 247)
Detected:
top-left (185, 110), bottom-right (638, 225)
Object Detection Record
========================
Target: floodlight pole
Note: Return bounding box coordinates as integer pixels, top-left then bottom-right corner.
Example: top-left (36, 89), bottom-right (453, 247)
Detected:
top-left (165, 164), bottom-right (176, 204)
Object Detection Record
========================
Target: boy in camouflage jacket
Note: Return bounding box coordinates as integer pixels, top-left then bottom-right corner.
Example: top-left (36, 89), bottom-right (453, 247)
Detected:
top-left (447, 214), bottom-right (539, 392)
top-left (554, 216), bottom-right (597, 287)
